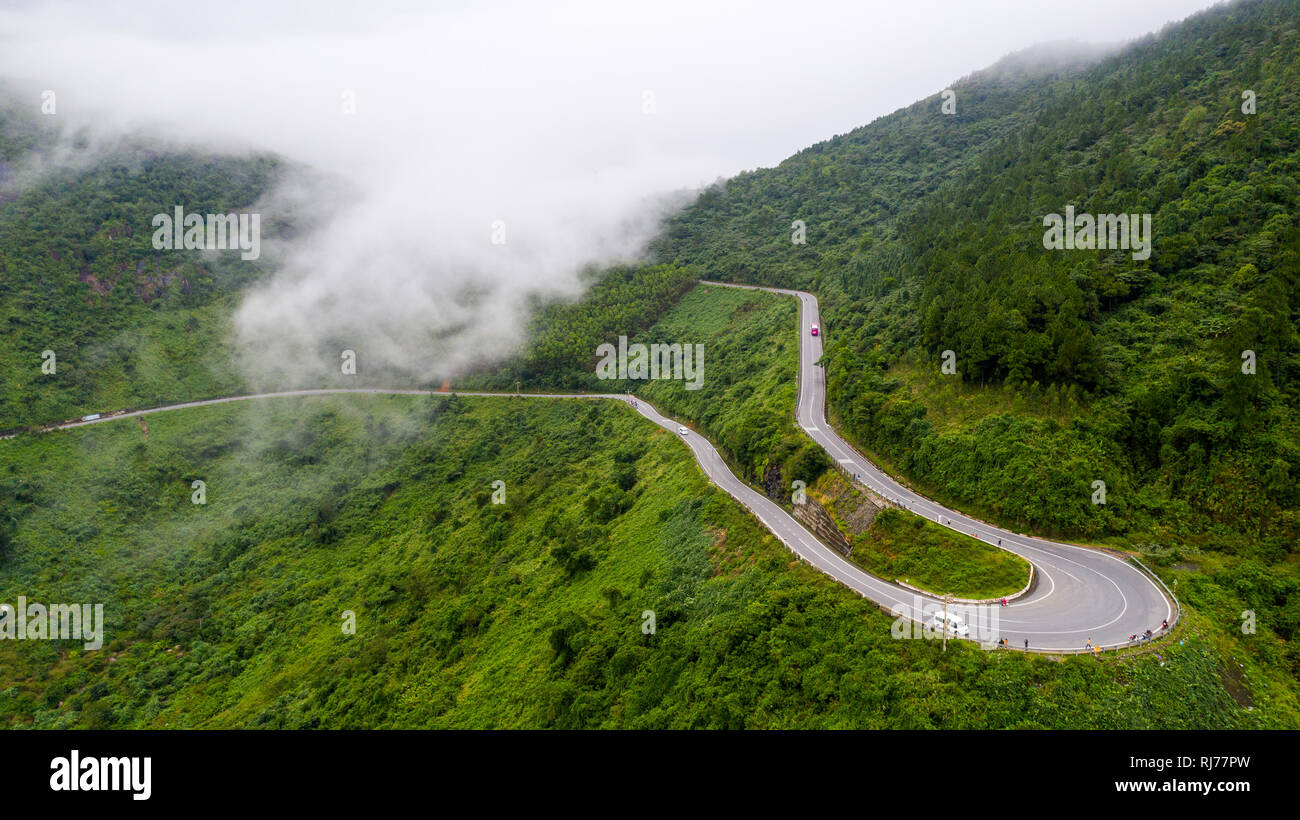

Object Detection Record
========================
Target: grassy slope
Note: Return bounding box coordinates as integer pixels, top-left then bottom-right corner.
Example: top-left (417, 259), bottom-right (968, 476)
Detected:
top-left (1, 394), bottom-right (1293, 728)
top-left (855, 509), bottom-right (1030, 600)
top-left (624, 284), bottom-right (807, 482)
top-left (812, 470), bottom-right (1030, 599)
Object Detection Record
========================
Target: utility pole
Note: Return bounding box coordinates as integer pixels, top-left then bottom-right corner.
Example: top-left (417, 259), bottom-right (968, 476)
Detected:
top-left (942, 594), bottom-right (953, 652)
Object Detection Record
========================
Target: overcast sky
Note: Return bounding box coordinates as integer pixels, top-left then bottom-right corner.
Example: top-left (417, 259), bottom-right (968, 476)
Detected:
top-left (0, 0), bottom-right (1225, 384)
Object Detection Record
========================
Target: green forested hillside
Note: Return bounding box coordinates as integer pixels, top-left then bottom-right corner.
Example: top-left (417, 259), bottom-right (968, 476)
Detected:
top-left (0, 120), bottom-right (281, 429)
top-left (652, 0), bottom-right (1299, 672)
top-left (651, 41), bottom-right (1109, 290)
top-left (469, 264), bottom-right (699, 391)
top-left (1, 396), bottom-right (1291, 728)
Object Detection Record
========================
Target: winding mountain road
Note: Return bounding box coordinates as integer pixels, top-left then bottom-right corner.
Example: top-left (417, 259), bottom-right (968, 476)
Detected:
top-left (702, 281), bottom-right (1175, 651)
top-left (8, 284), bottom-right (1174, 651)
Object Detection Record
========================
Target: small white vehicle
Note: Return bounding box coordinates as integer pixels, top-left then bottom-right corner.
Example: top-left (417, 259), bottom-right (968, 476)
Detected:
top-left (929, 611), bottom-right (970, 637)
top-left (677, 426), bottom-right (689, 436)
top-left (82, 414), bottom-right (102, 421)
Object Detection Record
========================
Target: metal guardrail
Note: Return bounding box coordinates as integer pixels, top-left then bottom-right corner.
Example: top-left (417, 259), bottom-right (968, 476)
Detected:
top-left (1129, 553), bottom-right (1182, 629)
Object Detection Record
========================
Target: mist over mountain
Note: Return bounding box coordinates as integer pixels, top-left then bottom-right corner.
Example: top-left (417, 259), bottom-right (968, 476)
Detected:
top-left (0, 0), bottom-right (1220, 390)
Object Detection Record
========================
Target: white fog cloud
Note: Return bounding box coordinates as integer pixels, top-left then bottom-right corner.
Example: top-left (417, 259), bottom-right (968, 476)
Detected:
top-left (0, 0), bottom-right (1220, 385)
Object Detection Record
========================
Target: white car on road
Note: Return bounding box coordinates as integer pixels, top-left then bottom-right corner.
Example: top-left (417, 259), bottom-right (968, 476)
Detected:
top-left (677, 426), bottom-right (689, 436)
top-left (929, 611), bottom-right (970, 637)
